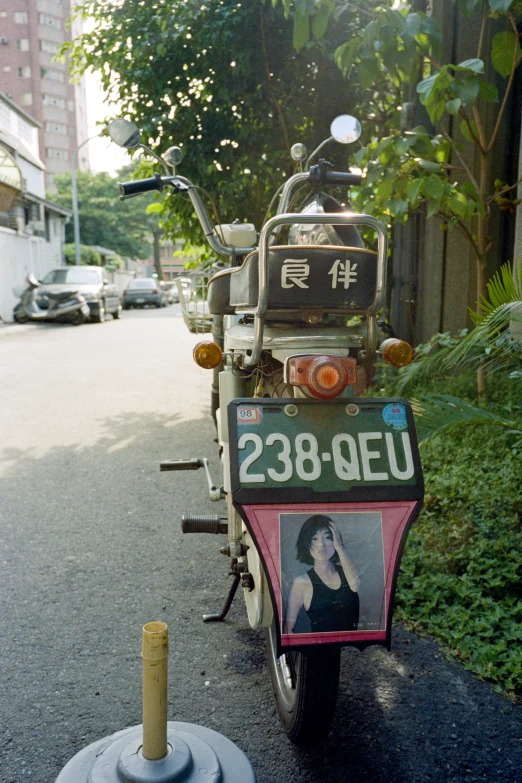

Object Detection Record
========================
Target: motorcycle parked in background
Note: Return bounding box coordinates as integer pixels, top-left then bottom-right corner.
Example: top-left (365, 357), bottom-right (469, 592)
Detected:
top-left (108, 116), bottom-right (424, 747)
top-left (13, 273), bottom-right (91, 326)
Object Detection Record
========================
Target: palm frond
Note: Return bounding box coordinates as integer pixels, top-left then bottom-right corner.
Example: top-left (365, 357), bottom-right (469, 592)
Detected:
top-left (446, 301), bottom-right (522, 369)
top-left (471, 263), bottom-right (522, 324)
top-left (411, 393), bottom-right (519, 444)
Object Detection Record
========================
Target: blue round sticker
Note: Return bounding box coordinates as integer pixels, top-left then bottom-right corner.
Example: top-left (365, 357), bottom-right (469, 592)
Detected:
top-left (383, 402), bottom-right (408, 430)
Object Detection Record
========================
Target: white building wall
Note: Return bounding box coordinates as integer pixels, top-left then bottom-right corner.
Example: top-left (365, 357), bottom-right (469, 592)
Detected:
top-left (0, 225), bottom-right (64, 322)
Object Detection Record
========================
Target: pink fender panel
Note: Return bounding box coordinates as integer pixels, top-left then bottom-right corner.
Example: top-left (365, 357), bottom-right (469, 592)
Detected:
top-left (241, 501), bottom-right (420, 648)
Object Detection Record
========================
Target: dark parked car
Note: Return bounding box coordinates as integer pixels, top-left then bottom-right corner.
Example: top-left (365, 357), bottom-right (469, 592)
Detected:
top-left (38, 266), bottom-right (121, 323)
top-left (123, 279), bottom-right (169, 309)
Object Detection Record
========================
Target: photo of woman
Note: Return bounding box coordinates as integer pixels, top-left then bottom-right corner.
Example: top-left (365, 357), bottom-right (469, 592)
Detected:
top-left (280, 511), bottom-right (386, 637)
top-left (284, 514), bottom-right (360, 634)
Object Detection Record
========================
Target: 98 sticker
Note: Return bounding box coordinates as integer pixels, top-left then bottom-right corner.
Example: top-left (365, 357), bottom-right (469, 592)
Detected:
top-left (237, 406), bottom-right (261, 425)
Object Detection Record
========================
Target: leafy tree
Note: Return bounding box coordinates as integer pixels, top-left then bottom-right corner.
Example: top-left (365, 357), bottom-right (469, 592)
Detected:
top-left (61, 0), bottom-right (360, 244)
top-left (277, 1), bottom-right (522, 302)
top-left (273, 0), bottom-right (522, 394)
top-left (64, 243), bottom-right (102, 266)
top-left (50, 169), bottom-right (154, 260)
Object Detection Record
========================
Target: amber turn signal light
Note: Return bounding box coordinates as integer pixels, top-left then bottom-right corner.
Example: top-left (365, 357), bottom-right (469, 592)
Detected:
top-left (193, 341), bottom-right (223, 369)
top-left (379, 338), bottom-right (413, 367)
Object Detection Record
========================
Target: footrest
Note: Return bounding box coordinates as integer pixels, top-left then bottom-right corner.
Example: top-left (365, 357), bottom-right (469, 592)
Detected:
top-left (160, 458), bottom-right (204, 472)
top-left (181, 515), bottom-right (228, 534)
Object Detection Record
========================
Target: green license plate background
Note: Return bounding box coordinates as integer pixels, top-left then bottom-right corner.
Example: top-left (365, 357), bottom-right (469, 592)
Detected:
top-left (228, 398), bottom-right (423, 504)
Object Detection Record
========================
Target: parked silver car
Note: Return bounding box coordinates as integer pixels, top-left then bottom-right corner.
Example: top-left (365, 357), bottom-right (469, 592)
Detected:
top-left (123, 278), bottom-right (169, 309)
top-left (37, 266), bottom-right (121, 323)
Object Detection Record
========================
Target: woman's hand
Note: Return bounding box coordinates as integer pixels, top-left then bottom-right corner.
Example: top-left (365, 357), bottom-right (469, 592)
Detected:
top-left (329, 521), bottom-right (360, 593)
top-left (328, 521), bottom-right (345, 555)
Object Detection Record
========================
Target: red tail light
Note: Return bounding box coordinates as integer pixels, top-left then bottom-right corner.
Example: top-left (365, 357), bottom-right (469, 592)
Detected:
top-left (284, 355), bottom-right (357, 399)
top-left (151, 288), bottom-right (158, 294)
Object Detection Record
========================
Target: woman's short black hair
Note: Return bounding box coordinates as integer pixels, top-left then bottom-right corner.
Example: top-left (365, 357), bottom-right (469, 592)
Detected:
top-left (295, 515), bottom-right (339, 565)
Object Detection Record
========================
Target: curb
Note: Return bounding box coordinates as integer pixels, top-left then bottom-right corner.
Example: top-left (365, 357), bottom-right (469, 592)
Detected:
top-left (0, 322), bottom-right (41, 338)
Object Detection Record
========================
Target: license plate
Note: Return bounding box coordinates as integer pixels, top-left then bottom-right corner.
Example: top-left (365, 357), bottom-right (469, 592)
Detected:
top-left (136, 298), bottom-right (145, 303)
top-left (228, 398), bottom-right (423, 504)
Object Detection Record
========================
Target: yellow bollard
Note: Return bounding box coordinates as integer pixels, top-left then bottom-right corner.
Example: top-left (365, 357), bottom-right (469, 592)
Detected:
top-left (141, 621), bottom-right (168, 761)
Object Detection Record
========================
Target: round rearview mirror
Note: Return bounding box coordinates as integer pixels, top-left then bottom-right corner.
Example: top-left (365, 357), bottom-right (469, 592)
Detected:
top-left (291, 142), bottom-right (307, 162)
top-left (107, 118), bottom-right (141, 149)
top-left (330, 115), bottom-right (362, 144)
top-left (164, 146), bottom-right (183, 167)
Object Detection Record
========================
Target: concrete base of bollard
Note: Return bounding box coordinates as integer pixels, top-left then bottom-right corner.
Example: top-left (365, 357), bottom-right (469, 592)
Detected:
top-left (55, 721), bottom-right (256, 783)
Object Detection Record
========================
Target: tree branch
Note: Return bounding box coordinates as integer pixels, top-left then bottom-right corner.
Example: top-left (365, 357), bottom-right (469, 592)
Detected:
top-left (458, 107), bottom-right (484, 153)
top-left (440, 126), bottom-right (479, 190)
top-left (487, 18), bottom-right (522, 152)
top-left (476, 1), bottom-right (487, 61)
top-left (487, 173), bottom-right (522, 203)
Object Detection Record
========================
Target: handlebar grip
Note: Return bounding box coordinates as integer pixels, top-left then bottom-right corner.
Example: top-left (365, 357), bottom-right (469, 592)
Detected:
top-left (119, 173), bottom-right (163, 197)
top-left (323, 171), bottom-right (362, 187)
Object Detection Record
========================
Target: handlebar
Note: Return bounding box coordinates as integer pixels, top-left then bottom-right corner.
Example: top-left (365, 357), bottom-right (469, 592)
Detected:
top-left (119, 173), bottom-right (164, 197)
top-left (323, 170), bottom-right (362, 187)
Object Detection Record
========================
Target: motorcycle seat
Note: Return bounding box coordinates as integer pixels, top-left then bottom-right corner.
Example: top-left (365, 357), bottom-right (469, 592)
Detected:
top-left (208, 244), bottom-right (378, 316)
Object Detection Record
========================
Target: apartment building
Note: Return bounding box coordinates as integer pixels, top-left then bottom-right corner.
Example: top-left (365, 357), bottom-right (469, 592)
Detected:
top-left (0, 0), bottom-right (89, 189)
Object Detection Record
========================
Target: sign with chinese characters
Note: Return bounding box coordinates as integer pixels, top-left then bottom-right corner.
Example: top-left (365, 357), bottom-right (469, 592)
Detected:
top-left (229, 246), bottom-right (379, 311)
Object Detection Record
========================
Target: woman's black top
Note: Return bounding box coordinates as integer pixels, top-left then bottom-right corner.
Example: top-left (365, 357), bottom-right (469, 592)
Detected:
top-left (306, 565), bottom-right (359, 632)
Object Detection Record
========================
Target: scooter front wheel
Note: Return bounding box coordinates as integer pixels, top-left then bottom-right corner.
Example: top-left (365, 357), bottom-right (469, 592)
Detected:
top-left (265, 619), bottom-right (340, 747)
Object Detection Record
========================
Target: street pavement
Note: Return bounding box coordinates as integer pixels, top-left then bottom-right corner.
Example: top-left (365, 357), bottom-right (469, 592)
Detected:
top-left (0, 307), bottom-right (520, 783)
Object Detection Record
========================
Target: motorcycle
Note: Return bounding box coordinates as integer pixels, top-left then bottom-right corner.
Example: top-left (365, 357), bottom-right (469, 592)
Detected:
top-left (13, 273), bottom-right (91, 326)
top-left (108, 116), bottom-right (424, 747)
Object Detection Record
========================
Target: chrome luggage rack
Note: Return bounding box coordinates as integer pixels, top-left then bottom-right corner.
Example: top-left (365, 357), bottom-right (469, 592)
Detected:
top-left (175, 268), bottom-right (214, 334)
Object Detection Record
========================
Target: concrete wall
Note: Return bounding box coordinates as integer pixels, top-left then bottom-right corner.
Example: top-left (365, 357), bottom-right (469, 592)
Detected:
top-left (0, 225), bottom-right (63, 322)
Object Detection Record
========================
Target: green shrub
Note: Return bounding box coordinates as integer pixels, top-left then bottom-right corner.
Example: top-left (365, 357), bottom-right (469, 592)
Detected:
top-left (395, 418), bottom-right (522, 700)
top-left (64, 244), bottom-right (102, 266)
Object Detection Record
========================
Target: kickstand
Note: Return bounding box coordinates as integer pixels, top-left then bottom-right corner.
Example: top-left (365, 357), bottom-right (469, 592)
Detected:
top-left (202, 573), bottom-right (241, 622)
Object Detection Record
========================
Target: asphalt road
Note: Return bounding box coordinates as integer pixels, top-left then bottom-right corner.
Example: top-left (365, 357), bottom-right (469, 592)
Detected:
top-left (0, 307), bottom-right (520, 783)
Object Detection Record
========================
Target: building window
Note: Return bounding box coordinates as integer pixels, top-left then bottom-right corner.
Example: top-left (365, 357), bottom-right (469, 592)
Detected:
top-left (18, 65), bottom-right (31, 78)
top-left (43, 94), bottom-right (65, 108)
top-left (19, 93), bottom-right (33, 106)
top-left (45, 121), bottom-right (67, 134)
top-left (39, 14), bottom-right (61, 30)
top-left (67, 100), bottom-right (74, 112)
top-left (41, 67), bottom-right (64, 83)
top-left (47, 148), bottom-right (69, 160)
top-left (40, 40), bottom-right (58, 54)
top-left (14, 11), bottom-right (28, 23)
top-left (16, 39), bottom-right (30, 50)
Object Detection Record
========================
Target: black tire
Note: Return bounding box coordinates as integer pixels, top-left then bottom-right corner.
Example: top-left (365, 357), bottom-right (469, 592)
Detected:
top-left (70, 309), bottom-right (85, 326)
top-left (92, 299), bottom-right (105, 323)
top-left (265, 620), bottom-right (340, 747)
top-left (113, 304), bottom-right (122, 320)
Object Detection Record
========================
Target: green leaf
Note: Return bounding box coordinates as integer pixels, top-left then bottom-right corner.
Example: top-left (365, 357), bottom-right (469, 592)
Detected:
top-left (293, 10), bottom-right (309, 51)
top-left (460, 118), bottom-right (478, 142)
top-left (359, 57), bottom-right (379, 90)
top-left (377, 179), bottom-right (394, 200)
top-left (386, 198), bottom-right (409, 218)
top-left (452, 75), bottom-right (480, 105)
top-left (424, 174), bottom-right (445, 200)
top-left (457, 58), bottom-right (484, 73)
top-left (488, 0), bottom-right (513, 11)
top-left (456, 0), bottom-right (482, 17)
top-left (446, 97), bottom-right (462, 115)
top-left (407, 178), bottom-right (423, 203)
top-left (334, 38), bottom-right (360, 77)
top-left (417, 73), bottom-right (438, 97)
top-left (311, 0), bottom-right (335, 40)
top-left (400, 12), bottom-right (421, 43)
top-left (420, 16), bottom-right (442, 60)
top-left (491, 31), bottom-right (521, 78)
top-left (418, 159), bottom-right (442, 173)
top-left (478, 80), bottom-right (499, 102)
top-left (447, 192), bottom-right (469, 218)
